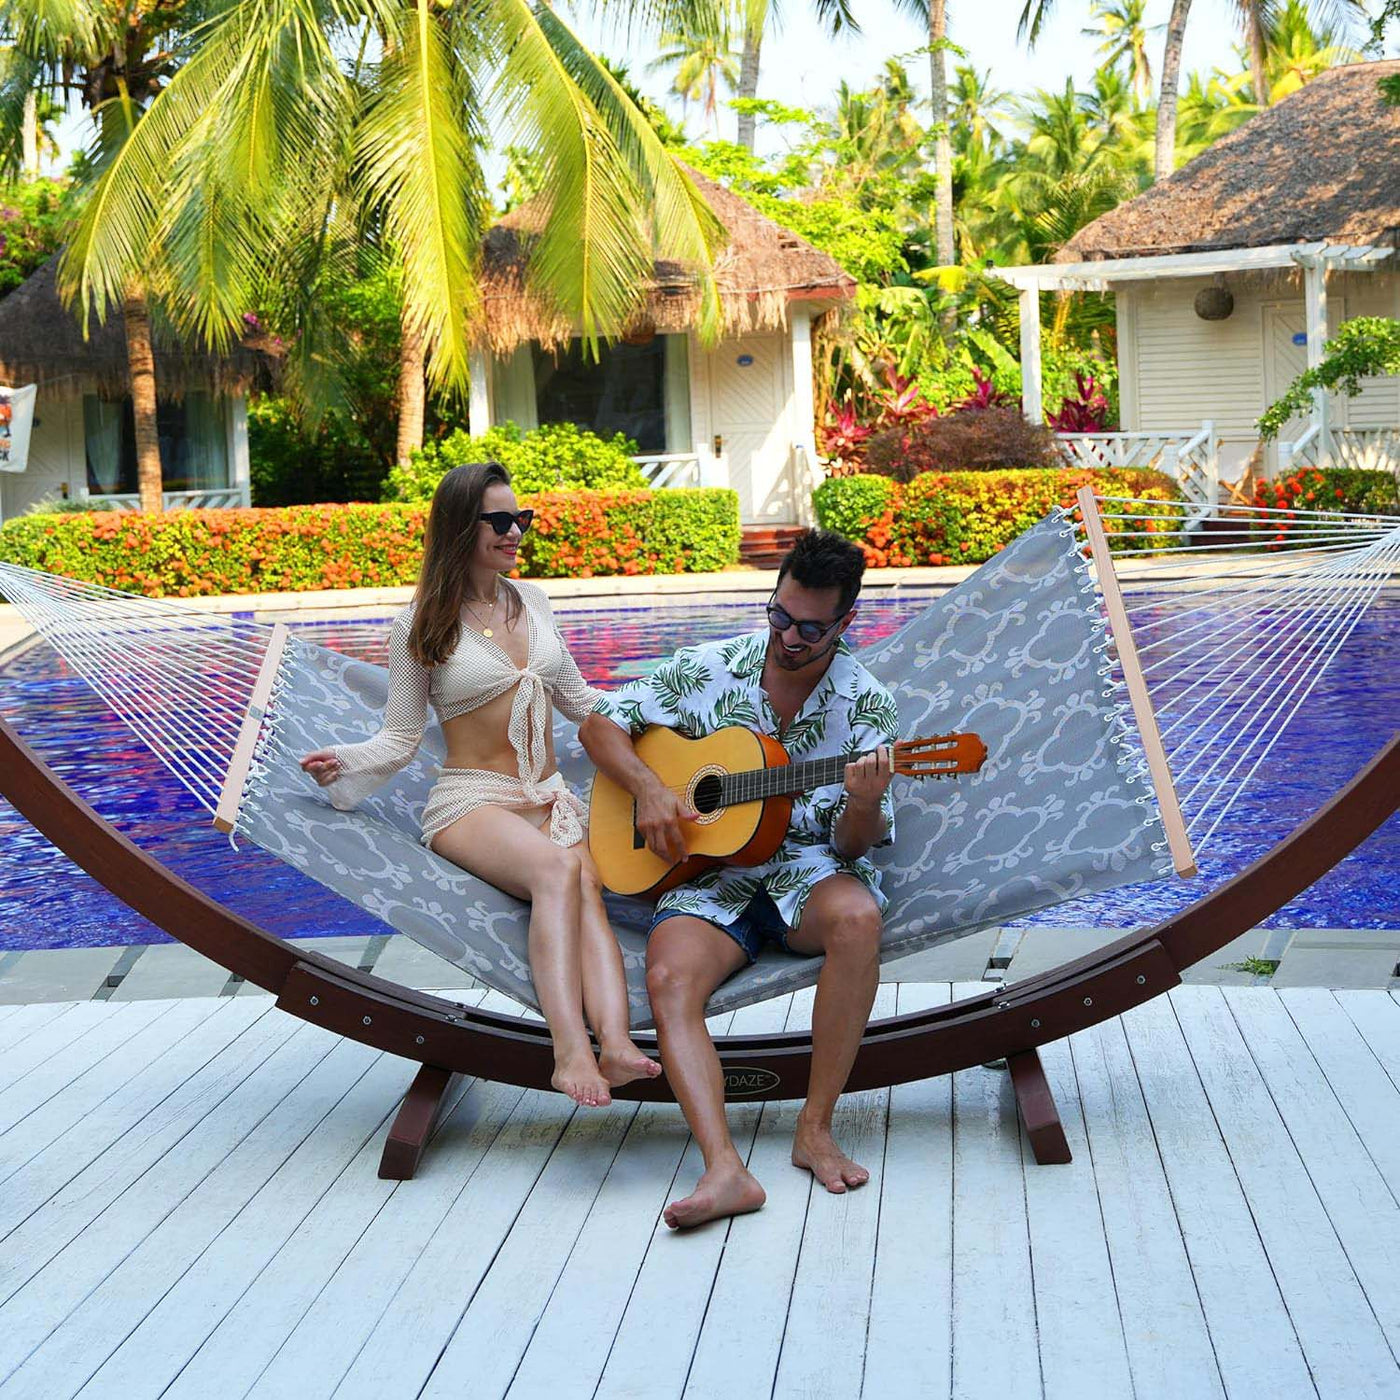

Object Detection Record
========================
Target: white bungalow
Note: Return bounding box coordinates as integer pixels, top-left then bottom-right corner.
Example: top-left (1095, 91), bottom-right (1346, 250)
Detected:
top-left (470, 173), bottom-right (856, 527)
top-left (995, 60), bottom-right (1400, 497)
top-left (0, 258), bottom-right (261, 526)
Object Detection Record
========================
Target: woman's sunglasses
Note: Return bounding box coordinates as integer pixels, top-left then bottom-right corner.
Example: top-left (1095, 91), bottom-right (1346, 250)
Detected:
top-left (479, 509), bottom-right (534, 537)
top-left (765, 597), bottom-right (845, 644)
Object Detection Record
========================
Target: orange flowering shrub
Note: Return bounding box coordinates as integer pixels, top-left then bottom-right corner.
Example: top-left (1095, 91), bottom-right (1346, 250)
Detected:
top-left (814, 467), bottom-right (1181, 567)
top-left (0, 490), bottom-right (740, 597)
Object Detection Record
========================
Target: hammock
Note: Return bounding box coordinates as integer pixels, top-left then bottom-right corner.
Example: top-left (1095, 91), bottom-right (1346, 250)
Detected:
top-left (3, 493), bottom-right (1397, 1030)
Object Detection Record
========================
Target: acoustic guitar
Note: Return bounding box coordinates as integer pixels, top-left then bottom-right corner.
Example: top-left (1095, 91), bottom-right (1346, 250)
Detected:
top-left (589, 725), bottom-right (988, 898)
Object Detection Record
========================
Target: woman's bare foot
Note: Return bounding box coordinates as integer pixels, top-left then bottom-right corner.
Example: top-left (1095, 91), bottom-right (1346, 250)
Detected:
top-left (598, 1039), bottom-right (663, 1089)
top-left (791, 1116), bottom-right (870, 1194)
top-left (551, 1052), bottom-right (612, 1108)
top-left (663, 1159), bottom-right (766, 1230)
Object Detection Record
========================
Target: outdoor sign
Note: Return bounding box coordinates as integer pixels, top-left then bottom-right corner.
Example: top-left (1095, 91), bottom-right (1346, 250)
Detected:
top-left (0, 385), bottom-right (37, 473)
top-left (1291, 331), bottom-right (1309, 347)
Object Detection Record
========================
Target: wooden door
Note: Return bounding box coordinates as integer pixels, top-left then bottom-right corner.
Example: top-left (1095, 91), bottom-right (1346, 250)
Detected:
top-left (707, 334), bottom-right (794, 523)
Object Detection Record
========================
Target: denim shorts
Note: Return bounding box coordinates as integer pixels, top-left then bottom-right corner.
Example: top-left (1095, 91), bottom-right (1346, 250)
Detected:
top-left (647, 886), bottom-right (802, 965)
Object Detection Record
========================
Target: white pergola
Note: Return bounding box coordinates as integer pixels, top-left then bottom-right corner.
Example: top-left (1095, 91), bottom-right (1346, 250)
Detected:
top-left (990, 242), bottom-right (1395, 438)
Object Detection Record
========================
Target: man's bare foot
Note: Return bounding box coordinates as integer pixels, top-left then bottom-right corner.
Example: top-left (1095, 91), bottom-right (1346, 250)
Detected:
top-left (551, 1053), bottom-right (612, 1107)
top-left (598, 1040), bottom-right (663, 1089)
top-left (792, 1118), bottom-right (869, 1193)
top-left (663, 1160), bottom-right (766, 1230)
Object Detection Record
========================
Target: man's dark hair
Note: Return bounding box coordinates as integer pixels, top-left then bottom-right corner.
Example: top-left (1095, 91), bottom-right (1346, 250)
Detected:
top-left (776, 529), bottom-right (866, 615)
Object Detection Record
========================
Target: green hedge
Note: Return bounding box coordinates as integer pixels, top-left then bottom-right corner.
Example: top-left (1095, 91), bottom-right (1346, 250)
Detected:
top-left (0, 489), bottom-right (740, 596)
top-left (383, 421), bottom-right (649, 502)
top-left (813, 467), bottom-right (1182, 566)
top-left (1253, 465), bottom-right (1400, 516)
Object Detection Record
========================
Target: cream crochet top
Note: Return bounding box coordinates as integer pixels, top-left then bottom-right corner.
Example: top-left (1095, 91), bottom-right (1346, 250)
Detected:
top-left (325, 581), bottom-right (607, 810)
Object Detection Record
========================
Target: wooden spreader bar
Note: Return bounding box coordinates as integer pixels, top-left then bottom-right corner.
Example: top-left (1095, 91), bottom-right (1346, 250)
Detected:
top-left (3, 716), bottom-right (1396, 1178)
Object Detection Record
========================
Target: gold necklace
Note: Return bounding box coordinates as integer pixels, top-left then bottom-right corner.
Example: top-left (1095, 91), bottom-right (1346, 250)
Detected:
top-left (463, 584), bottom-right (500, 639)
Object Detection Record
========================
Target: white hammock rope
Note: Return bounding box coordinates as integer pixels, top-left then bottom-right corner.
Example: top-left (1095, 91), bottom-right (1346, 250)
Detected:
top-left (1070, 494), bottom-right (1400, 852)
top-left (1, 491), bottom-right (1396, 863)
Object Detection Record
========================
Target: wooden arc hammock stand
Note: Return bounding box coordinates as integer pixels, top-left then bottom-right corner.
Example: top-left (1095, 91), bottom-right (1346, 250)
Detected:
top-left (2, 718), bottom-right (1396, 1180)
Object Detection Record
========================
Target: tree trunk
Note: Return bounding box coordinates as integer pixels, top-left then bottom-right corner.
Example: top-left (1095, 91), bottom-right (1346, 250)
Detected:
top-left (928, 0), bottom-right (955, 334)
top-left (1153, 0), bottom-right (1192, 181)
top-left (123, 289), bottom-right (163, 514)
top-left (736, 27), bottom-right (762, 152)
top-left (21, 91), bottom-right (38, 178)
top-left (1247, 14), bottom-right (1269, 107)
top-left (396, 311), bottom-right (426, 465)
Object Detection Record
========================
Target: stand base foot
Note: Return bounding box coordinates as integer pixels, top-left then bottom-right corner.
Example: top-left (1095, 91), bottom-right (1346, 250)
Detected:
top-left (1007, 1047), bottom-right (1072, 1165)
top-left (378, 1064), bottom-right (459, 1180)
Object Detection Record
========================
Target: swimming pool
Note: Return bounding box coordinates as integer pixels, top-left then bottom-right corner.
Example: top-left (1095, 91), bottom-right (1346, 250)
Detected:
top-left (1, 592), bottom-right (1396, 950)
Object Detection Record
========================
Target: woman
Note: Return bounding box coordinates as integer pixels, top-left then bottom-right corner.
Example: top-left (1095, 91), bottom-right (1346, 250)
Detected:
top-left (300, 462), bottom-right (660, 1108)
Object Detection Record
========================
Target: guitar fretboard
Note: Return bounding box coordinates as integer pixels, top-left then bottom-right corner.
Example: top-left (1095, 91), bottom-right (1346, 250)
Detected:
top-left (716, 751), bottom-right (879, 808)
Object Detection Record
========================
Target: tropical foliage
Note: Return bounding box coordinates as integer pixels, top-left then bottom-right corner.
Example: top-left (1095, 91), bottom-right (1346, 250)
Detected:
top-left (1257, 318), bottom-right (1400, 439)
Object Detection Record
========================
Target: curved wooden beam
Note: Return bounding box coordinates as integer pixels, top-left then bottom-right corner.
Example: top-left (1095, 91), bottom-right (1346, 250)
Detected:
top-left (2, 717), bottom-right (1396, 1106)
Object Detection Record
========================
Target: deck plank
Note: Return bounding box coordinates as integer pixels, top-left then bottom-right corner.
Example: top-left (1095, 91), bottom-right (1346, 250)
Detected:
top-left (0, 997), bottom-right (260, 1190)
top-left (331, 1088), bottom-right (576, 1400)
top-left (1173, 985), bottom-right (1396, 1397)
top-left (1336, 990), bottom-right (1400, 1090)
top-left (1120, 991), bottom-right (1316, 1398)
top-left (593, 1000), bottom-right (792, 1400)
top-left (0, 999), bottom-right (134, 1099)
top-left (862, 982), bottom-right (954, 1400)
top-left (0, 1000), bottom-right (86, 1056)
top-left (948, 981), bottom-right (1040, 1400)
top-left (7, 1034), bottom-right (378, 1400)
top-left (681, 991), bottom-right (816, 1400)
top-left (1070, 1015), bottom-right (1223, 1400)
top-left (1225, 987), bottom-right (1400, 1361)
top-left (1023, 1032), bottom-right (1136, 1399)
top-left (0, 1018), bottom-right (330, 1388)
top-left (773, 983), bottom-right (896, 1400)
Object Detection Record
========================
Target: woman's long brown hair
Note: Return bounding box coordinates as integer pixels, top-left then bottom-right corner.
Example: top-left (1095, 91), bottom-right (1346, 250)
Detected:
top-left (407, 462), bottom-right (523, 667)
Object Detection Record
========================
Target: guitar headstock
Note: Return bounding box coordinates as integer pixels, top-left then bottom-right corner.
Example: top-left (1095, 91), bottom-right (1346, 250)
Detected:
top-left (892, 732), bottom-right (988, 778)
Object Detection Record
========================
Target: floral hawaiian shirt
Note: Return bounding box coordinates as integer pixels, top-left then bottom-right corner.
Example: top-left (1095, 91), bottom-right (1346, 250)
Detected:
top-left (592, 629), bottom-right (900, 931)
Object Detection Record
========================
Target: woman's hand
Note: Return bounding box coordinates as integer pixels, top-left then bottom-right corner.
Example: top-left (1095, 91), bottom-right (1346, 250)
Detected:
top-left (300, 750), bottom-right (342, 787)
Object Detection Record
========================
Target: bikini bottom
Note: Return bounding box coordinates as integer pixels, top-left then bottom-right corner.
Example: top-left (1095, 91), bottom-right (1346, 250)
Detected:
top-left (420, 768), bottom-right (587, 849)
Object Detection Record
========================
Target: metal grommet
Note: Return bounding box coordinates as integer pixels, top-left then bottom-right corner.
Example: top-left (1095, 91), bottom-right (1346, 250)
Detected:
top-left (1030, 1018), bottom-right (1041, 1029)
top-left (1136, 975), bottom-right (1146, 985)
top-left (309, 996), bottom-right (319, 1007)
top-left (415, 1035), bottom-right (425, 1045)
top-left (362, 1015), bottom-right (372, 1026)
top-left (1083, 996), bottom-right (1093, 1007)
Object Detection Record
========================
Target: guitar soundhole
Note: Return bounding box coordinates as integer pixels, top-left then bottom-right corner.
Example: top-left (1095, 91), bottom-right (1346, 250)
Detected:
top-left (693, 774), bottom-right (724, 815)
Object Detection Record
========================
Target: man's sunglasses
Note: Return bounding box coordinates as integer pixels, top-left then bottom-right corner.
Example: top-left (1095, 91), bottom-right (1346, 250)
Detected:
top-left (765, 596), bottom-right (846, 644)
top-left (479, 509), bottom-right (534, 537)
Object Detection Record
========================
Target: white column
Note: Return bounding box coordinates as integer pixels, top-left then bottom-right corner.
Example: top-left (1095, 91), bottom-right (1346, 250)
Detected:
top-left (789, 308), bottom-right (819, 524)
top-left (228, 396), bottom-right (251, 506)
top-left (1019, 284), bottom-right (1043, 424)
top-left (1302, 256), bottom-right (1331, 450)
top-left (468, 349), bottom-right (492, 437)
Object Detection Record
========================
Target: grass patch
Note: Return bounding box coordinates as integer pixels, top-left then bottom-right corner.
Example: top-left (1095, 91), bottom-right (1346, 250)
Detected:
top-left (1223, 956), bottom-right (1281, 978)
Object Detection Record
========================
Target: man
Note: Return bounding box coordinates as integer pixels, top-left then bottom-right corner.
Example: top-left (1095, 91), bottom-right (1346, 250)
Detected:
top-left (579, 530), bottom-right (899, 1229)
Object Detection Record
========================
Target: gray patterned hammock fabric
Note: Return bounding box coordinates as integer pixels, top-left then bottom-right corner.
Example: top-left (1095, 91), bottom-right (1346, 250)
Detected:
top-left (234, 512), bottom-right (1172, 1026)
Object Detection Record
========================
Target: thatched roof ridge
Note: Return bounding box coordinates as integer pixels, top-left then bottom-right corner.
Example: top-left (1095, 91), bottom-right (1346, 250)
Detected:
top-left (0, 255), bottom-right (274, 401)
top-left (477, 170), bottom-right (857, 354)
top-left (1057, 61), bottom-right (1400, 263)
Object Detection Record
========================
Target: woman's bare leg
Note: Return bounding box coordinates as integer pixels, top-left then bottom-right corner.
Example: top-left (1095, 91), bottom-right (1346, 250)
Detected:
top-left (431, 806), bottom-right (611, 1107)
top-left (573, 846), bottom-right (661, 1088)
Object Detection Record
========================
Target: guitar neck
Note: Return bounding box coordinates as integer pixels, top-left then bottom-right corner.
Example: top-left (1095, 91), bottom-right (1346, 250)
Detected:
top-left (718, 751), bottom-right (877, 808)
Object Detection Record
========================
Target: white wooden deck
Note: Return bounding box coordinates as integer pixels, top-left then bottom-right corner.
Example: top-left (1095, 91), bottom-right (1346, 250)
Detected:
top-left (1, 982), bottom-right (1399, 1400)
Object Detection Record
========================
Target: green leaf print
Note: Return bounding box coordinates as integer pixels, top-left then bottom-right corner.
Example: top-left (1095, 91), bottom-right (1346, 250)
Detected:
top-left (652, 652), bottom-right (711, 711)
top-left (849, 687), bottom-right (900, 739)
top-left (762, 863), bottom-right (814, 899)
top-left (782, 708), bottom-right (828, 755)
top-left (710, 688), bottom-right (762, 732)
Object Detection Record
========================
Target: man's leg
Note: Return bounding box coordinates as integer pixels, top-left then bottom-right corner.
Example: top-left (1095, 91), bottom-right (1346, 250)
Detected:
top-left (784, 875), bottom-right (883, 1193)
top-left (646, 916), bottom-right (765, 1229)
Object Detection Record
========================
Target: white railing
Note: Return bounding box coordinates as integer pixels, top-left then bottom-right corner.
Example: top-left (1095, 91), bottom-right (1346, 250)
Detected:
top-left (1278, 425), bottom-right (1400, 476)
top-left (1055, 423), bottom-right (1219, 511)
top-left (93, 487), bottom-right (250, 510)
top-left (631, 453), bottom-right (701, 489)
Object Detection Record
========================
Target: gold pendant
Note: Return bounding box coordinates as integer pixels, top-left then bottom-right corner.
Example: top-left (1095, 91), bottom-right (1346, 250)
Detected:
top-left (482, 627), bottom-right (494, 638)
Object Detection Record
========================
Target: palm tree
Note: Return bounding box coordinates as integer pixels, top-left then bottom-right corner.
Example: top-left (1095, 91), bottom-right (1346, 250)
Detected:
top-left (649, 18), bottom-right (741, 132)
top-left (58, 0), bottom-right (725, 473)
top-left (0, 0), bottom-right (198, 512)
top-left (1260, 0), bottom-right (1361, 99)
top-left (1084, 0), bottom-right (1161, 106)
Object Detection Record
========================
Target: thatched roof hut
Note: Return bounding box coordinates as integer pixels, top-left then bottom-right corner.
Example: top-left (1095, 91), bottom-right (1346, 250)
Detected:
top-left (476, 170), bottom-right (856, 356)
top-left (0, 255), bottom-right (273, 401)
top-left (1058, 61), bottom-right (1400, 262)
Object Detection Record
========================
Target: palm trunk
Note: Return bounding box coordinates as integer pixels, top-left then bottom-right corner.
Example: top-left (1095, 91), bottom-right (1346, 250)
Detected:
top-left (1153, 0), bottom-right (1192, 181)
top-left (736, 27), bottom-right (762, 151)
top-left (928, 0), bottom-right (955, 335)
top-left (123, 289), bottom-right (163, 514)
top-left (396, 311), bottom-right (426, 465)
top-left (21, 91), bottom-right (38, 178)
top-left (1248, 16), bottom-right (1269, 106)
